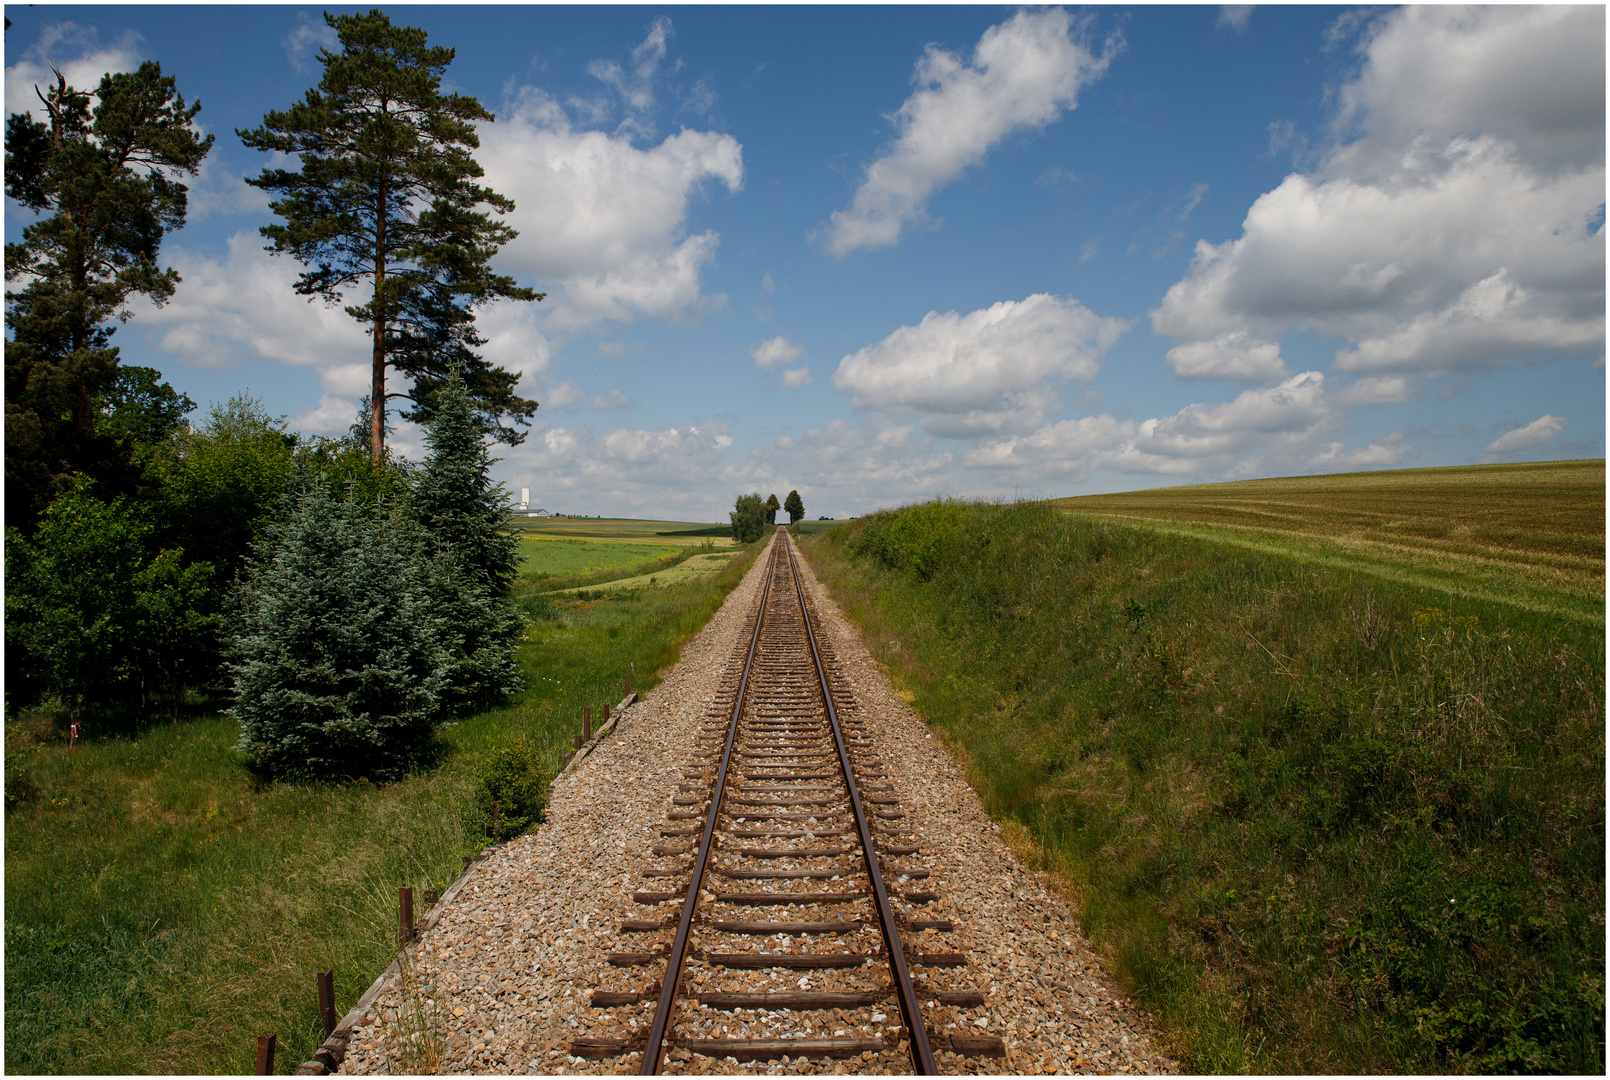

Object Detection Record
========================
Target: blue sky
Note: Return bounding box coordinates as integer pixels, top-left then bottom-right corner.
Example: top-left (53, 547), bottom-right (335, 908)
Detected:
top-left (6, 5), bottom-right (1604, 520)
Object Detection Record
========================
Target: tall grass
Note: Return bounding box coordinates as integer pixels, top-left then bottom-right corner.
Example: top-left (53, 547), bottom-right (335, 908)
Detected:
top-left (800, 500), bottom-right (1604, 1073)
top-left (4, 541), bottom-right (762, 1074)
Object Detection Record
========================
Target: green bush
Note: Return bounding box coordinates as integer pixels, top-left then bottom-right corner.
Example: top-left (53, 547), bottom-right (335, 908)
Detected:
top-left (4, 478), bottom-right (218, 716)
top-left (730, 492), bottom-right (765, 543)
top-left (4, 737), bottom-right (39, 813)
top-left (851, 497), bottom-right (969, 579)
top-left (472, 737), bottom-right (546, 841)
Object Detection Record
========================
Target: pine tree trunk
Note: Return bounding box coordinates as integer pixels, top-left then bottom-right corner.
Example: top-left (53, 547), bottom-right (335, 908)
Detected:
top-left (370, 171), bottom-right (389, 467)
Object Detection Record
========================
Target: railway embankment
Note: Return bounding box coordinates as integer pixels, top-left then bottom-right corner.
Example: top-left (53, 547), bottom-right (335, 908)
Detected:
top-left (338, 531), bottom-right (1175, 1075)
top-left (798, 493), bottom-right (1604, 1074)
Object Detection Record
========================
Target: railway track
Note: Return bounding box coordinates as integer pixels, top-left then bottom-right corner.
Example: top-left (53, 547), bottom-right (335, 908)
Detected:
top-left (569, 530), bottom-right (1004, 1073)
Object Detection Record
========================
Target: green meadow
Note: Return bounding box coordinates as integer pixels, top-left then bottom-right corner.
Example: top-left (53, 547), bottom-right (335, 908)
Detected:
top-left (799, 461), bottom-right (1604, 1074)
top-left (513, 517), bottom-right (740, 592)
top-left (4, 539), bottom-right (764, 1074)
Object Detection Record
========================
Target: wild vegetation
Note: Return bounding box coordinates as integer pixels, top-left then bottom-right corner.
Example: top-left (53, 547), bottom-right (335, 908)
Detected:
top-left (799, 475), bottom-right (1603, 1074)
top-left (4, 542), bottom-right (761, 1074)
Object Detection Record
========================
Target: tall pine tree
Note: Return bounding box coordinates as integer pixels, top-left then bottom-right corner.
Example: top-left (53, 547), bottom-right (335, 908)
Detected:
top-left (5, 61), bottom-right (213, 526)
top-left (238, 9), bottom-right (541, 462)
top-left (404, 370), bottom-right (523, 714)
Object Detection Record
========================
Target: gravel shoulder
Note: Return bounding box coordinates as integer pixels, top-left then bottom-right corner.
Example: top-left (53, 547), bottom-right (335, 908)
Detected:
top-left (339, 535), bottom-right (1177, 1075)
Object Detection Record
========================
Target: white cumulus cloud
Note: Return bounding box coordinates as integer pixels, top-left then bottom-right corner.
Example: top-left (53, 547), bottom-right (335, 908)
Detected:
top-left (1308, 433), bottom-right (1412, 470)
top-left (751, 336), bottom-right (804, 371)
top-left (780, 367), bottom-right (814, 390)
top-left (5, 22), bottom-right (144, 123)
top-left (502, 421), bottom-right (738, 518)
top-left (1482, 414), bottom-right (1567, 459)
top-left (1152, 5), bottom-right (1604, 381)
top-left (821, 8), bottom-right (1116, 256)
top-left (1164, 331), bottom-right (1287, 383)
top-left (1331, 376), bottom-right (1419, 407)
top-left (833, 293), bottom-right (1129, 437)
top-left (476, 86), bottom-right (743, 333)
top-left (283, 12), bottom-right (337, 73)
top-left (965, 371), bottom-right (1336, 481)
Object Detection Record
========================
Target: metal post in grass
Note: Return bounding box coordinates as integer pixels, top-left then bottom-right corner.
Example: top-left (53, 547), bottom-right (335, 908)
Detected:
top-left (317, 970), bottom-right (336, 1038)
top-left (255, 1034), bottom-right (276, 1074)
top-left (399, 887), bottom-right (414, 947)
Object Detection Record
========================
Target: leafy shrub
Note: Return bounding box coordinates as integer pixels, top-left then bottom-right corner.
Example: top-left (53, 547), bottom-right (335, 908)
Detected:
top-left (228, 480), bottom-right (444, 779)
top-left (4, 739), bottom-right (39, 813)
top-left (851, 498), bottom-right (970, 579)
top-left (4, 478), bottom-right (218, 716)
top-left (472, 737), bottom-right (546, 841)
top-left (516, 590), bottom-right (559, 621)
top-left (730, 492), bottom-right (766, 543)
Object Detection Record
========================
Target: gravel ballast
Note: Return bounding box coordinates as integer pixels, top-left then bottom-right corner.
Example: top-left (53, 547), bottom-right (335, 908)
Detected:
top-left (339, 535), bottom-right (1177, 1075)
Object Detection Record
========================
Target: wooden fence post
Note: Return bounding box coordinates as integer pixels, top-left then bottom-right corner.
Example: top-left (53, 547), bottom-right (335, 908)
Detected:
top-left (255, 1034), bottom-right (276, 1075)
top-left (399, 887), bottom-right (414, 947)
top-left (317, 970), bottom-right (336, 1038)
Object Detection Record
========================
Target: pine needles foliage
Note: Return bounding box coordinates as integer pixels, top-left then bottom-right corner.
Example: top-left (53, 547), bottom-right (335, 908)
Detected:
top-left (403, 370), bottom-right (523, 714)
top-left (228, 478), bottom-right (444, 780)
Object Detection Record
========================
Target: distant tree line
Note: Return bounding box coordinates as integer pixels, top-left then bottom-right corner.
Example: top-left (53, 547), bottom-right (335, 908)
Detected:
top-left (731, 489), bottom-right (805, 542)
top-left (5, 11), bottom-right (533, 777)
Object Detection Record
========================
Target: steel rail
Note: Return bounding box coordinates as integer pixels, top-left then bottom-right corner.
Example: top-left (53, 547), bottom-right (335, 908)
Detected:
top-left (641, 536), bottom-right (781, 1074)
top-left (782, 530), bottom-right (938, 1075)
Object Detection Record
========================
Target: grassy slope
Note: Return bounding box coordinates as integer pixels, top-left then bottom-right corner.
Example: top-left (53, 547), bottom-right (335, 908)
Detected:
top-left (799, 472), bottom-right (1603, 1074)
top-left (1054, 460), bottom-right (1604, 624)
top-left (4, 540), bottom-right (763, 1074)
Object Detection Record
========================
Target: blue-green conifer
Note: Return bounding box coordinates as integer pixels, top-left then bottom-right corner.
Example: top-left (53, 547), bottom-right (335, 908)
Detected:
top-left (229, 479), bottom-right (443, 778)
top-left (404, 370), bottom-right (523, 713)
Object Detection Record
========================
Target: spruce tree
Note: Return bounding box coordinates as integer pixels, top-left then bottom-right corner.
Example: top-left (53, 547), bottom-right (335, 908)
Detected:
top-left (404, 370), bottom-right (523, 714)
top-left (229, 479), bottom-right (443, 779)
top-left (238, 9), bottom-right (541, 463)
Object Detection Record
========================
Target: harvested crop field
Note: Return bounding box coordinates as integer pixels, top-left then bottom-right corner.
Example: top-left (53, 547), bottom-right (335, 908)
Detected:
top-left (1054, 459), bottom-right (1604, 622)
